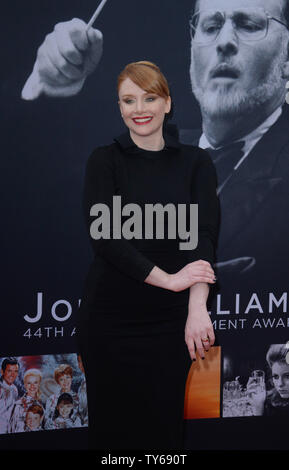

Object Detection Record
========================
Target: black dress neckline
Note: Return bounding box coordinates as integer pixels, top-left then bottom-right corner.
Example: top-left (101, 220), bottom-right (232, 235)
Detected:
top-left (114, 124), bottom-right (181, 158)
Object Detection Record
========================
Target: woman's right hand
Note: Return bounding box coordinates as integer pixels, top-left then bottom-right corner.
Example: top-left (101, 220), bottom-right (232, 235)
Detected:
top-left (168, 260), bottom-right (216, 292)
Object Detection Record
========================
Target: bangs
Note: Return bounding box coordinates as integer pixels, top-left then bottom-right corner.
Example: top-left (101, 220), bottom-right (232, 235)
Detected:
top-left (127, 66), bottom-right (168, 97)
top-left (118, 61), bottom-right (170, 99)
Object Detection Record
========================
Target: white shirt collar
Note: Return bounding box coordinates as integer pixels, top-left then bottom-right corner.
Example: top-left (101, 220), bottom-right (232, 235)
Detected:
top-left (199, 106), bottom-right (282, 170)
top-left (0, 378), bottom-right (16, 390)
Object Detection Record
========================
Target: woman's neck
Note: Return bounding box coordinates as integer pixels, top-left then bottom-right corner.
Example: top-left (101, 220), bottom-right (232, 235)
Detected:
top-left (129, 130), bottom-right (165, 151)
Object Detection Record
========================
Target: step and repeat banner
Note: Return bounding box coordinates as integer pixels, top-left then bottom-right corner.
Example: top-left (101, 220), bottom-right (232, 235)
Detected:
top-left (1, 0), bottom-right (289, 450)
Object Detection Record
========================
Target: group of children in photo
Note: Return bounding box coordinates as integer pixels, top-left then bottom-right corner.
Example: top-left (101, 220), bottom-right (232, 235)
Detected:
top-left (0, 354), bottom-right (88, 434)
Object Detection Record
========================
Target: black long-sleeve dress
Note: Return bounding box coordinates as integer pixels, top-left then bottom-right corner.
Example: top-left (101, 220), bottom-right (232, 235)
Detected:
top-left (77, 129), bottom-right (219, 450)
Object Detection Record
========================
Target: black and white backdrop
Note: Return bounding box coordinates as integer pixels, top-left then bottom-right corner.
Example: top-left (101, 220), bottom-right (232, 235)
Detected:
top-left (1, 0), bottom-right (289, 450)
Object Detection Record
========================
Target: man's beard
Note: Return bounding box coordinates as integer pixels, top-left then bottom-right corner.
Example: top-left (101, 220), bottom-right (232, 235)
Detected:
top-left (190, 49), bottom-right (287, 119)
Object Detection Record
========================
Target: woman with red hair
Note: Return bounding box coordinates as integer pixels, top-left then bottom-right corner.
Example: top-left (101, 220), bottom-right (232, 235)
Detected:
top-left (78, 61), bottom-right (219, 449)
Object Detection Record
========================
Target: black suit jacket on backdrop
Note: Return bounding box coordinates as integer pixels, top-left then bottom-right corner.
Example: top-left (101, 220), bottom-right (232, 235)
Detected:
top-left (180, 106), bottom-right (289, 291)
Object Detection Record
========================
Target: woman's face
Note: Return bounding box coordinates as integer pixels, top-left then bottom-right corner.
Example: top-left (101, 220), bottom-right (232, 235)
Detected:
top-left (24, 375), bottom-right (41, 397)
top-left (118, 77), bottom-right (171, 141)
top-left (58, 374), bottom-right (72, 392)
top-left (272, 362), bottom-right (289, 399)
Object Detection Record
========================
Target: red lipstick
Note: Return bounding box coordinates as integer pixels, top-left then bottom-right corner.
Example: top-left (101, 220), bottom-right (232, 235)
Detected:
top-left (132, 116), bottom-right (153, 125)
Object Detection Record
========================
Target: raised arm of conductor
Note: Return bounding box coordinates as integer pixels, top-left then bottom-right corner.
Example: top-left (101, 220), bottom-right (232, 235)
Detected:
top-left (21, 18), bottom-right (103, 100)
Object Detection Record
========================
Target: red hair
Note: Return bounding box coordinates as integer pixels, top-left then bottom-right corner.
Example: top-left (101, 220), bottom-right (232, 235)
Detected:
top-left (117, 61), bottom-right (170, 99)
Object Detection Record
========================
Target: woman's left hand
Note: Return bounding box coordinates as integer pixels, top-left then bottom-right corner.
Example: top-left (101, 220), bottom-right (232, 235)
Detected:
top-left (185, 303), bottom-right (215, 361)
